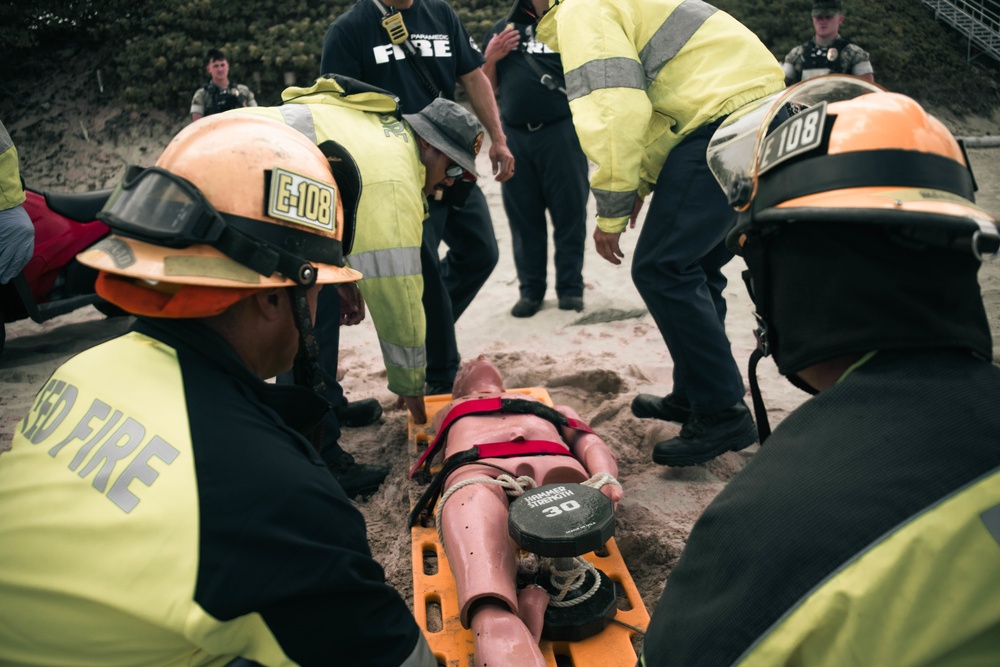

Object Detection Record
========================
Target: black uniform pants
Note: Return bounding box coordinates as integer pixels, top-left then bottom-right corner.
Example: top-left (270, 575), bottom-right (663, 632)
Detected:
top-left (502, 118), bottom-right (589, 301)
top-left (631, 119), bottom-right (746, 415)
top-left (422, 185), bottom-right (498, 390)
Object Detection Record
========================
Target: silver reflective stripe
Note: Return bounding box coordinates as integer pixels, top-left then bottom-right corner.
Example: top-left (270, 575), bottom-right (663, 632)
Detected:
top-left (593, 188), bottom-right (639, 219)
top-left (852, 60), bottom-right (874, 76)
top-left (347, 247), bottom-right (421, 279)
top-left (565, 57), bottom-right (645, 101)
top-left (279, 105), bottom-right (318, 144)
top-left (565, 0), bottom-right (717, 100)
top-left (639, 0), bottom-right (717, 83)
top-left (399, 636), bottom-right (438, 667)
top-left (380, 338), bottom-right (425, 370)
top-left (801, 67), bottom-right (834, 80)
top-left (983, 503), bottom-right (1000, 547)
top-left (0, 128), bottom-right (12, 153)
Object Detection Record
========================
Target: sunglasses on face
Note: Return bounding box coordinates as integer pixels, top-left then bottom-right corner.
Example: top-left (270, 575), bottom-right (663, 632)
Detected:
top-left (445, 163), bottom-right (464, 179)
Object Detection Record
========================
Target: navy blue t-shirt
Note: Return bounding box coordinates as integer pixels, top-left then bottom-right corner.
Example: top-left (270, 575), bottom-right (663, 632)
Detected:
top-left (322, 0), bottom-right (485, 114)
top-left (484, 20), bottom-right (572, 127)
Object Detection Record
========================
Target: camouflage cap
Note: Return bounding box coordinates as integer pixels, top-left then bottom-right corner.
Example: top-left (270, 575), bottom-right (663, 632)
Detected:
top-left (813, 0), bottom-right (844, 15)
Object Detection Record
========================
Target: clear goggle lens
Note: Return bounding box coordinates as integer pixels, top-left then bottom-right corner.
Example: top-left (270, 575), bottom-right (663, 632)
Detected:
top-left (706, 76), bottom-right (883, 210)
top-left (101, 166), bottom-right (224, 246)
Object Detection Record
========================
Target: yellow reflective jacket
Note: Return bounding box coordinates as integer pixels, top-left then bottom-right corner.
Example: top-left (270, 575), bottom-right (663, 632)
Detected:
top-left (232, 78), bottom-right (428, 396)
top-left (0, 120), bottom-right (26, 211)
top-left (0, 320), bottom-right (435, 666)
top-left (537, 0), bottom-right (784, 232)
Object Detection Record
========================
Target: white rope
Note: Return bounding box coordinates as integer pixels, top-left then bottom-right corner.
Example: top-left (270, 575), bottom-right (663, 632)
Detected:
top-left (432, 471), bottom-right (623, 607)
top-left (434, 473), bottom-right (537, 547)
top-left (546, 556), bottom-right (601, 608)
top-left (541, 472), bottom-right (620, 607)
top-left (581, 470), bottom-right (622, 495)
top-left (516, 551), bottom-right (541, 577)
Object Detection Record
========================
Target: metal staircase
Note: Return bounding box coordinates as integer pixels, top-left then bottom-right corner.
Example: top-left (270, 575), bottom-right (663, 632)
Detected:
top-left (922, 0), bottom-right (1000, 63)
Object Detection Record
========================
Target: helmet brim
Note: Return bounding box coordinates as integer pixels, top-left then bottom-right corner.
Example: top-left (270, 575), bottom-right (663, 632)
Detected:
top-left (772, 186), bottom-right (996, 222)
top-left (78, 236), bottom-right (361, 288)
top-left (730, 187), bottom-right (1000, 259)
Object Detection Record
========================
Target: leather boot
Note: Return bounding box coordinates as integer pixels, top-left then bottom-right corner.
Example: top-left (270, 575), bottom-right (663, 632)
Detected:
top-left (334, 398), bottom-right (383, 428)
top-left (558, 295), bottom-right (584, 312)
top-left (326, 451), bottom-right (389, 499)
top-left (425, 381), bottom-right (454, 396)
top-left (511, 297), bottom-right (543, 318)
top-left (631, 392), bottom-right (692, 424)
top-left (652, 401), bottom-right (757, 467)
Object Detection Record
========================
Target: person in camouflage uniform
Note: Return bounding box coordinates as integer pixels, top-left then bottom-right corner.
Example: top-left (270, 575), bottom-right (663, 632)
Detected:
top-left (190, 48), bottom-right (257, 121)
top-left (782, 0), bottom-right (874, 86)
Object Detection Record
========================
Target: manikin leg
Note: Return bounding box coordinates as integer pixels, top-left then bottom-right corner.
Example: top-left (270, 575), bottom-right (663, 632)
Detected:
top-left (440, 469), bottom-right (548, 666)
top-left (516, 584), bottom-right (549, 642)
top-left (440, 473), bottom-right (519, 625)
top-left (469, 600), bottom-right (547, 667)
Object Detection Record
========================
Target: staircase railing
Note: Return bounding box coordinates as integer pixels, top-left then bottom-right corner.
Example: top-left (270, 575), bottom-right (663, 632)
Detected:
top-left (922, 0), bottom-right (1000, 64)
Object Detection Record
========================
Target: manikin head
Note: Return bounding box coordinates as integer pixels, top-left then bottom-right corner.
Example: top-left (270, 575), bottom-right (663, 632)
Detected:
top-left (452, 356), bottom-right (506, 398)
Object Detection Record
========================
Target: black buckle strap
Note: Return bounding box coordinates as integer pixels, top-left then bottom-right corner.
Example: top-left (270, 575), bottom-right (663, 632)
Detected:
top-left (408, 440), bottom-right (574, 527)
top-left (409, 448), bottom-right (481, 527)
top-left (747, 347), bottom-right (771, 445)
top-left (411, 397), bottom-right (569, 477)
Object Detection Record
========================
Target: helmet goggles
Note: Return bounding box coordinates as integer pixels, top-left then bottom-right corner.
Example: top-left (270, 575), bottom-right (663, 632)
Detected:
top-left (707, 76), bottom-right (884, 212)
top-left (707, 75), bottom-right (999, 260)
top-left (100, 165), bottom-right (345, 286)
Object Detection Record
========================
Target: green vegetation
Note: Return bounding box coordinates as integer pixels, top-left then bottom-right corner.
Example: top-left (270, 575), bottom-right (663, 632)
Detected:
top-left (1, 0), bottom-right (998, 115)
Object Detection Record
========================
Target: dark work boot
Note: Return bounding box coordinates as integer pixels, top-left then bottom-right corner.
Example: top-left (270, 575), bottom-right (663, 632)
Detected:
top-left (558, 295), bottom-right (584, 312)
top-left (425, 381), bottom-right (454, 396)
top-left (631, 392), bottom-right (692, 424)
top-left (652, 401), bottom-right (757, 467)
top-left (334, 398), bottom-right (383, 428)
top-left (326, 451), bottom-right (390, 499)
top-left (511, 297), bottom-right (543, 318)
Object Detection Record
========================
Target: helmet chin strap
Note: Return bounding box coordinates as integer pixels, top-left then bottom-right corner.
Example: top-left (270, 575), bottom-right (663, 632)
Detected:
top-left (289, 284), bottom-right (326, 453)
top-left (747, 347), bottom-right (772, 446)
top-left (748, 345), bottom-right (821, 447)
top-left (743, 264), bottom-right (818, 447)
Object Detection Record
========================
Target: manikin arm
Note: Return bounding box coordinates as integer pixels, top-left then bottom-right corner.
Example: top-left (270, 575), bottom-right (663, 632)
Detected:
top-left (555, 404), bottom-right (623, 505)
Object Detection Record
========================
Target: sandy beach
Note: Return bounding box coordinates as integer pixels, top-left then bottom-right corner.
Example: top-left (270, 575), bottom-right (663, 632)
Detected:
top-left (3, 117), bottom-right (1000, 632)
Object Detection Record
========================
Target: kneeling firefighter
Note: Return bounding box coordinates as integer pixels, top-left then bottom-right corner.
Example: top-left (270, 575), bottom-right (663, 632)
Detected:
top-left (642, 76), bottom-right (1000, 666)
top-left (0, 114), bottom-right (436, 667)
top-left (229, 74), bottom-right (486, 497)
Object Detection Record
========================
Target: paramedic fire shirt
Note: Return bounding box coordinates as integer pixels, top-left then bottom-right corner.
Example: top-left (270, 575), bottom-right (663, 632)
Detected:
top-left (321, 0), bottom-right (485, 114)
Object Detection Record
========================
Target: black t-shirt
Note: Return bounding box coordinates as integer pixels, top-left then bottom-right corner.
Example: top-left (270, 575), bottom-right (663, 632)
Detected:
top-left (484, 20), bottom-right (572, 127)
top-left (322, 0), bottom-right (485, 114)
